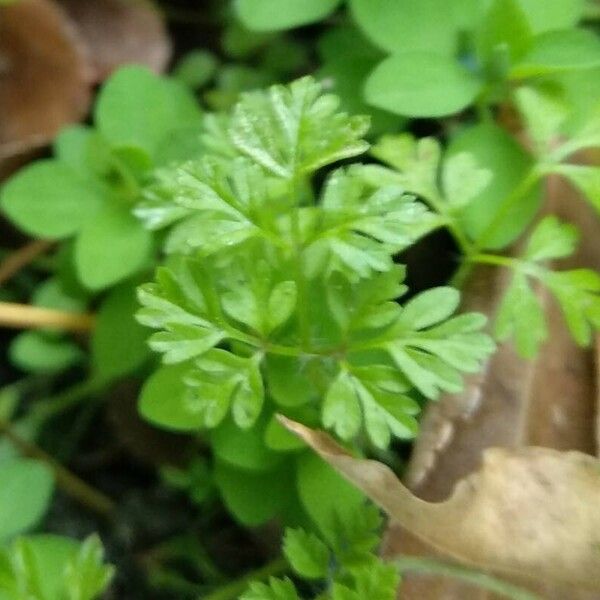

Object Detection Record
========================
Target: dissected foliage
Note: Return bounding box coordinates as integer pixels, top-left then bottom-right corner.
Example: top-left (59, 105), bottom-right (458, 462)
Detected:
top-left (0, 0), bottom-right (599, 596)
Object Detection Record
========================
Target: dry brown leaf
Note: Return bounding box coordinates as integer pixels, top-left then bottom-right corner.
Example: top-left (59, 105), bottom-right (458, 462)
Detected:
top-left (0, 0), bottom-right (91, 174)
top-left (280, 417), bottom-right (600, 591)
top-left (59, 0), bottom-right (171, 82)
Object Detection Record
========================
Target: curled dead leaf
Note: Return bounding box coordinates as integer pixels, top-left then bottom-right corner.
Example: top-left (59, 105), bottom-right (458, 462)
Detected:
top-left (59, 0), bottom-right (171, 82)
top-left (280, 416), bottom-right (600, 591)
top-left (0, 0), bottom-right (91, 171)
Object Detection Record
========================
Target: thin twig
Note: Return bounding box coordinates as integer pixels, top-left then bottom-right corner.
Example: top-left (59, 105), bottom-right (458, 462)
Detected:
top-left (0, 240), bottom-right (54, 286)
top-left (0, 302), bottom-right (95, 332)
top-left (0, 420), bottom-right (115, 517)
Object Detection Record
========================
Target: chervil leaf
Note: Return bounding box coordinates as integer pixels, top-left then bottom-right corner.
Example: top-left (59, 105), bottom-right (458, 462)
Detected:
top-left (139, 157), bottom-right (271, 256)
top-left (523, 216), bottom-right (579, 262)
top-left (353, 377), bottom-right (419, 448)
top-left (332, 583), bottom-right (361, 600)
top-left (370, 134), bottom-right (441, 201)
top-left (283, 528), bottom-right (330, 580)
top-left (322, 371), bottom-right (362, 441)
top-left (515, 87), bottom-right (567, 157)
top-left (306, 167), bottom-right (440, 280)
top-left (350, 560), bottom-right (399, 600)
top-left (385, 288), bottom-right (494, 398)
top-left (323, 234), bottom-right (394, 280)
top-left (137, 261), bottom-right (229, 363)
top-left (185, 350), bottom-right (264, 429)
top-left (64, 535), bottom-right (115, 600)
top-left (241, 577), bottom-right (300, 600)
top-left (442, 152), bottom-right (492, 209)
top-left (397, 287), bottom-right (460, 329)
top-left (331, 503), bottom-right (383, 563)
top-left (230, 76), bottom-right (370, 179)
top-left (322, 166), bottom-right (440, 246)
top-left (267, 281), bottom-right (297, 332)
top-left (323, 367), bottom-right (419, 448)
top-left (149, 324), bottom-right (225, 364)
top-left (495, 272), bottom-right (547, 358)
top-left (541, 268), bottom-right (600, 346)
top-left (553, 164), bottom-right (600, 214)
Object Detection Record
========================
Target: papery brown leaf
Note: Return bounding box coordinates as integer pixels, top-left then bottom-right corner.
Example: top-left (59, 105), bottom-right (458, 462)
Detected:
top-left (59, 0), bottom-right (171, 83)
top-left (0, 0), bottom-right (91, 175)
top-left (280, 416), bottom-right (600, 591)
top-left (385, 169), bottom-right (600, 599)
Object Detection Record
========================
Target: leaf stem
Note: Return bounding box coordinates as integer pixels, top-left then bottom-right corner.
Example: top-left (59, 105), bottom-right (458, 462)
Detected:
top-left (0, 419), bottom-right (115, 517)
top-left (291, 192), bottom-right (311, 351)
top-left (424, 193), bottom-right (473, 256)
top-left (468, 253), bottom-right (518, 269)
top-left (200, 557), bottom-right (288, 600)
top-left (0, 240), bottom-right (54, 286)
top-left (393, 557), bottom-right (541, 600)
top-left (0, 302), bottom-right (95, 332)
top-left (31, 378), bottom-right (106, 422)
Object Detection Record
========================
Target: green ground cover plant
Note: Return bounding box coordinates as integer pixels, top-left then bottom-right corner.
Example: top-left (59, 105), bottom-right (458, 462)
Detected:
top-left (0, 0), bottom-right (599, 597)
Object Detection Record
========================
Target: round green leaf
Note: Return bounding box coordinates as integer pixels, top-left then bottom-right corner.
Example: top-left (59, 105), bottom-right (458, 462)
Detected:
top-left (91, 284), bottom-right (150, 382)
top-left (211, 416), bottom-right (283, 471)
top-left (349, 0), bottom-right (459, 55)
top-left (518, 0), bottom-right (584, 32)
top-left (10, 332), bottom-right (82, 375)
top-left (264, 415), bottom-right (306, 452)
top-left (448, 123), bottom-right (542, 249)
top-left (32, 278), bottom-right (85, 314)
top-left (235, 0), bottom-right (341, 31)
top-left (1, 160), bottom-right (103, 239)
top-left (139, 363), bottom-right (205, 432)
top-left (296, 452), bottom-right (364, 542)
top-left (95, 66), bottom-right (202, 158)
top-left (365, 52), bottom-right (481, 117)
top-left (512, 29), bottom-right (600, 78)
top-left (317, 27), bottom-right (402, 135)
top-left (75, 202), bottom-right (152, 290)
top-left (214, 461), bottom-right (292, 526)
top-left (173, 50), bottom-right (218, 90)
top-left (0, 459), bottom-right (54, 542)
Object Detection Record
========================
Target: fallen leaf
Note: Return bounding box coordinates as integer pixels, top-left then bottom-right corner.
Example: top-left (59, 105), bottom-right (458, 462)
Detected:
top-left (280, 416), bottom-right (600, 591)
top-left (59, 0), bottom-right (171, 83)
top-left (0, 0), bottom-right (91, 175)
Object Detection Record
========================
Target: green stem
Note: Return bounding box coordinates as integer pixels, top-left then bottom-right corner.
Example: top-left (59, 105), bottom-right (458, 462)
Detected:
top-left (469, 253), bottom-right (518, 269)
top-left (424, 193), bottom-right (473, 256)
top-left (290, 186), bottom-right (311, 351)
top-left (31, 378), bottom-right (106, 422)
top-left (394, 557), bottom-right (540, 600)
top-left (201, 557), bottom-right (288, 600)
top-left (0, 419), bottom-right (115, 517)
